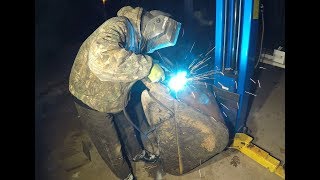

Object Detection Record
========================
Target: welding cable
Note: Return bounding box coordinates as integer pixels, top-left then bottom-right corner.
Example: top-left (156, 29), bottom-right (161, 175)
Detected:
top-left (147, 91), bottom-right (174, 115)
top-left (122, 94), bottom-right (157, 154)
top-left (255, 4), bottom-right (264, 69)
top-left (122, 85), bottom-right (179, 155)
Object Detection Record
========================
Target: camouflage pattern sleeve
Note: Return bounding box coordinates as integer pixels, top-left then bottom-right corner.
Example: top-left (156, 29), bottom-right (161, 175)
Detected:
top-left (87, 17), bottom-right (153, 83)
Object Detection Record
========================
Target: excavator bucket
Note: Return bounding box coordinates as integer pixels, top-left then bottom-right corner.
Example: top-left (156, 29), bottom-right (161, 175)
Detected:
top-left (140, 82), bottom-right (229, 175)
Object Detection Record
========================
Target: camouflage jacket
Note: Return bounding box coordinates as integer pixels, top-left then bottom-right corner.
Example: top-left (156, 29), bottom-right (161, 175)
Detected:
top-left (69, 6), bottom-right (153, 113)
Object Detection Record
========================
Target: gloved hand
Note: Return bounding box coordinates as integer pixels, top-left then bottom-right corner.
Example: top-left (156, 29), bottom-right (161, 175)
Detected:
top-left (147, 63), bottom-right (165, 83)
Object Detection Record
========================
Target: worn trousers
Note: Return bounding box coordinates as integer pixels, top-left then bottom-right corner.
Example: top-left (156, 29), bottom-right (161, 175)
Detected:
top-left (74, 99), bottom-right (142, 179)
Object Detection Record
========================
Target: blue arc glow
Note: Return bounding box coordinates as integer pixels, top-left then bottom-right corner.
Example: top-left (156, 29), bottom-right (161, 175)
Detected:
top-left (168, 71), bottom-right (188, 92)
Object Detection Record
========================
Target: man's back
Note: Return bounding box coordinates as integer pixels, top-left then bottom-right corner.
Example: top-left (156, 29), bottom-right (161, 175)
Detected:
top-left (69, 9), bottom-right (152, 113)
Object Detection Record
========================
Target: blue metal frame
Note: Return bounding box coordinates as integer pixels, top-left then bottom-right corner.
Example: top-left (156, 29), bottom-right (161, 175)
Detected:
top-left (214, 0), bottom-right (259, 134)
top-left (226, 0), bottom-right (235, 69)
top-left (215, 0), bottom-right (224, 71)
top-left (214, 0), bottom-right (236, 92)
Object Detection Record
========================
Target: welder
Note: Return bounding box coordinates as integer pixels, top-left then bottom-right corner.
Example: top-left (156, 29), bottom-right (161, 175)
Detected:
top-left (68, 6), bottom-right (181, 180)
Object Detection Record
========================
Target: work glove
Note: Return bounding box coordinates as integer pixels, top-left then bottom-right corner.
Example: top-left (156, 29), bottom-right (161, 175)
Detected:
top-left (147, 63), bottom-right (165, 83)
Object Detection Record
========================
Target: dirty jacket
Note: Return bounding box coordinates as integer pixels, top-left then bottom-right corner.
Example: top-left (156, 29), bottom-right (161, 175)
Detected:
top-left (69, 6), bottom-right (153, 113)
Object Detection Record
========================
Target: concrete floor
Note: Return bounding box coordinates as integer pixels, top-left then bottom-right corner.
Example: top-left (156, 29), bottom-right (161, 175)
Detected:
top-left (36, 62), bottom-right (285, 180)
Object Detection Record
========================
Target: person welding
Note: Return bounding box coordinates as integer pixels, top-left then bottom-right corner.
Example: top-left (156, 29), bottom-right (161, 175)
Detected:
top-left (68, 6), bottom-right (181, 180)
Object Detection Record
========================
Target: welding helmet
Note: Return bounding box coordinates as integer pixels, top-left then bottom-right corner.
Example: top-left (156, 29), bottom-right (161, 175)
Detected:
top-left (141, 10), bottom-right (181, 53)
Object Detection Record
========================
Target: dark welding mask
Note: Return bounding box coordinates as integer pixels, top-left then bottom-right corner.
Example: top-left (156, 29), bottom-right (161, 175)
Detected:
top-left (141, 10), bottom-right (181, 54)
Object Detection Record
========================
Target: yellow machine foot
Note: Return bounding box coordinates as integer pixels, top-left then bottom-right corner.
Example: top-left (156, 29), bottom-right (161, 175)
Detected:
top-left (231, 133), bottom-right (285, 179)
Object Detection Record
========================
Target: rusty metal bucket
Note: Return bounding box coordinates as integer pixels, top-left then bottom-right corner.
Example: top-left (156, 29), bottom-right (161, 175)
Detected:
top-left (140, 82), bottom-right (229, 175)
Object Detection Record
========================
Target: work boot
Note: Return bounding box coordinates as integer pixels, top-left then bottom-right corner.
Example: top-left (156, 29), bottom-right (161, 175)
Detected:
top-left (123, 173), bottom-right (135, 180)
top-left (132, 150), bottom-right (159, 163)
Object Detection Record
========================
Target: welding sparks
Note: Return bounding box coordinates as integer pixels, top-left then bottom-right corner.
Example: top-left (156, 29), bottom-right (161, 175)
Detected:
top-left (190, 57), bottom-right (212, 72)
top-left (245, 91), bottom-right (257, 96)
top-left (191, 77), bottom-right (215, 81)
top-left (190, 42), bottom-right (195, 53)
top-left (210, 116), bottom-right (217, 122)
top-left (218, 82), bottom-right (229, 91)
top-left (191, 69), bottom-right (216, 78)
top-left (220, 103), bottom-right (230, 110)
top-left (225, 67), bottom-right (233, 71)
top-left (189, 70), bottom-right (217, 82)
top-left (189, 84), bottom-right (196, 89)
top-left (191, 71), bottom-right (217, 78)
top-left (250, 78), bottom-right (256, 84)
top-left (188, 57), bottom-right (211, 74)
top-left (258, 80), bottom-right (261, 88)
top-left (199, 160), bottom-right (202, 178)
top-left (185, 42), bottom-right (196, 59)
top-left (191, 81), bottom-right (215, 87)
top-left (191, 92), bottom-right (195, 99)
top-left (192, 63), bottom-right (208, 73)
top-left (205, 46), bottom-right (215, 57)
top-left (188, 57), bottom-right (200, 69)
top-left (223, 111), bottom-right (228, 117)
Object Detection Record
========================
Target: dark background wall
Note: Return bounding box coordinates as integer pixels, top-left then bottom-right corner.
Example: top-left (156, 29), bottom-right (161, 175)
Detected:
top-left (261, 0), bottom-right (285, 50)
top-left (35, 0), bottom-right (215, 84)
top-left (35, 0), bottom-right (284, 85)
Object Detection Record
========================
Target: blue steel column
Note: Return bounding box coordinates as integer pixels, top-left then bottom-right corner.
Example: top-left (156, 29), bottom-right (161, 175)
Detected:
top-left (225, 0), bottom-right (235, 69)
top-left (215, 0), bottom-right (237, 93)
top-left (235, 0), bottom-right (254, 132)
top-left (214, 0), bottom-right (224, 72)
top-left (214, 0), bottom-right (259, 133)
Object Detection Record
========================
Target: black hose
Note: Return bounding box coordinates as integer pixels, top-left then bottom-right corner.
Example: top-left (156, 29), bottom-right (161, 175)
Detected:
top-left (122, 87), bottom-right (177, 155)
top-left (147, 91), bottom-right (174, 115)
top-left (122, 92), bottom-right (157, 154)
